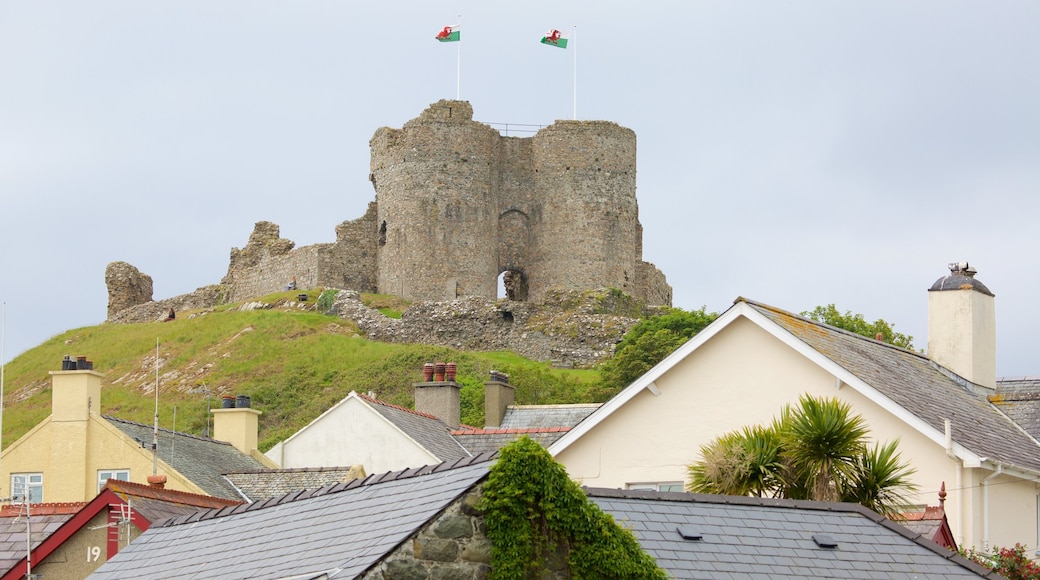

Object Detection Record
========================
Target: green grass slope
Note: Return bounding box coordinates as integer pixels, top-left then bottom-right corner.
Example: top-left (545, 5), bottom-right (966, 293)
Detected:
top-left (0, 292), bottom-right (602, 451)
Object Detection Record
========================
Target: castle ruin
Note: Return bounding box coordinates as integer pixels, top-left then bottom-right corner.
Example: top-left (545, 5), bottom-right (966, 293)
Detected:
top-left (219, 100), bottom-right (671, 306)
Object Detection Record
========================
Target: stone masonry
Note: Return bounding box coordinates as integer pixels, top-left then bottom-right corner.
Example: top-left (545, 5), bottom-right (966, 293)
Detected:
top-left (105, 262), bottom-right (154, 319)
top-left (105, 101), bottom-right (671, 365)
top-left (359, 484), bottom-right (573, 580)
top-left (215, 100), bottom-right (670, 307)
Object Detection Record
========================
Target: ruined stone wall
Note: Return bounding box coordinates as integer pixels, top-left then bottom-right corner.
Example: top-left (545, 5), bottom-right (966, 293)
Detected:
top-left (106, 101), bottom-right (671, 339)
top-left (331, 289), bottom-right (642, 368)
top-left (528, 120), bottom-right (640, 302)
top-left (637, 261), bottom-right (672, 307)
top-left (371, 101), bottom-right (503, 301)
top-left (220, 209), bottom-right (379, 304)
top-left (370, 100), bottom-right (667, 306)
top-left (106, 262), bottom-right (154, 319)
top-left (328, 201), bottom-right (379, 295)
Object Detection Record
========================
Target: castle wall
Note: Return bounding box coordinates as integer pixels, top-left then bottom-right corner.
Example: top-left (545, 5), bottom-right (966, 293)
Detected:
top-left (107, 100), bottom-right (671, 327)
top-left (370, 101), bottom-right (502, 300)
top-left (528, 121), bottom-right (640, 303)
top-left (369, 100), bottom-right (667, 306)
top-left (327, 202), bottom-right (379, 294)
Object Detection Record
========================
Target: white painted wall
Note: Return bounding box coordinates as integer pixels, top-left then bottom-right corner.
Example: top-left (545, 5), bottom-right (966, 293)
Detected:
top-left (265, 394), bottom-right (440, 474)
top-left (555, 315), bottom-right (1037, 552)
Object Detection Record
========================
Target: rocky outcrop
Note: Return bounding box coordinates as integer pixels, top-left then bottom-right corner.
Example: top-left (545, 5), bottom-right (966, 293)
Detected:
top-left (330, 288), bottom-right (645, 368)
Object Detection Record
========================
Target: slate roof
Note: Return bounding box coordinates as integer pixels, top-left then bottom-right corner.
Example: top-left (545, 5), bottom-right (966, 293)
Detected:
top-left (992, 377), bottom-right (1040, 441)
top-left (587, 488), bottom-right (997, 579)
top-left (104, 416), bottom-right (269, 500)
top-left (0, 504), bottom-right (81, 574)
top-left (104, 479), bottom-right (242, 524)
top-left (744, 299), bottom-right (1040, 474)
top-left (222, 466), bottom-right (367, 502)
top-left (498, 404), bottom-right (600, 429)
top-left (90, 454), bottom-right (496, 580)
top-left (452, 427), bottom-right (571, 454)
top-left (357, 393), bottom-right (472, 462)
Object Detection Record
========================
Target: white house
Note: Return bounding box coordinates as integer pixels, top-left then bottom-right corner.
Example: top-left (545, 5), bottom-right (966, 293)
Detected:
top-left (549, 263), bottom-right (1040, 553)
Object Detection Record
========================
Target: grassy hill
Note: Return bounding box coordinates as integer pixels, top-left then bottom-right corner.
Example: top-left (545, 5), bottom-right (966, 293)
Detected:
top-left (0, 291), bottom-right (603, 452)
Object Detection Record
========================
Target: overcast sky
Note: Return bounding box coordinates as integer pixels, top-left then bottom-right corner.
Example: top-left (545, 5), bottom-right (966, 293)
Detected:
top-left (1, 2), bottom-right (1037, 377)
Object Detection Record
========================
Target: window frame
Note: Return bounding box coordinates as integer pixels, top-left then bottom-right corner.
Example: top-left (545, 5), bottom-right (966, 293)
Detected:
top-left (11, 473), bottom-right (43, 503)
top-left (97, 469), bottom-right (131, 492)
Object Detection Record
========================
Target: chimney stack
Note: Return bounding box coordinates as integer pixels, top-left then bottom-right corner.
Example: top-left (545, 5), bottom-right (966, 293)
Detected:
top-left (51, 355), bottom-right (102, 422)
top-left (414, 362), bottom-right (461, 428)
top-left (927, 262), bottom-right (996, 388)
top-left (484, 370), bottom-right (514, 428)
top-left (212, 395), bottom-right (261, 454)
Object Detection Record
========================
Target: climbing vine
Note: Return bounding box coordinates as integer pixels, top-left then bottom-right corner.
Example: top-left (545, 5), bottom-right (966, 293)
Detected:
top-left (482, 437), bottom-right (667, 579)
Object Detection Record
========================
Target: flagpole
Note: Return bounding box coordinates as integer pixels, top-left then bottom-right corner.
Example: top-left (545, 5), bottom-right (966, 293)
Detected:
top-left (456, 14), bottom-right (461, 99)
top-left (572, 25), bottom-right (577, 120)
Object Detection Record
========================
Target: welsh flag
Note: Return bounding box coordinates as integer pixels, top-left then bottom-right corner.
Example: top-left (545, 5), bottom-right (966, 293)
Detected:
top-left (540, 29), bottom-right (568, 48)
top-left (435, 24), bottom-right (460, 42)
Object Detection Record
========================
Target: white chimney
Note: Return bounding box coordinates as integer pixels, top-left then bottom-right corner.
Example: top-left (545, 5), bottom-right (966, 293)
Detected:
top-left (927, 262), bottom-right (996, 388)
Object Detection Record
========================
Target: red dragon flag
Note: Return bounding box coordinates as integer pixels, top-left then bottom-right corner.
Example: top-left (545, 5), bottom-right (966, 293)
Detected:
top-left (435, 24), bottom-right (460, 42)
top-left (540, 28), bottom-right (568, 48)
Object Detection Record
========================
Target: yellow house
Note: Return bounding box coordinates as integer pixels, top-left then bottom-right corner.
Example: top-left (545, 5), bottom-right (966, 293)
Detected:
top-left (549, 263), bottom-right (1040, 554)
top-left (0, 361), bottom-right (276, 503)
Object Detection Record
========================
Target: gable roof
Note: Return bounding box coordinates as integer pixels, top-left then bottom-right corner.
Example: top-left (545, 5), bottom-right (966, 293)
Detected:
top-left (499, 404), bottom-right (600, 429)
top-left (587, 488), bottom-right (997, 579)
top-left (356, 393), bottom-right (472, 462)
top-left (103, 479), bottom-right (242, 524)
top-left (550, 298), bottom-right (1040, 476)
top-left (0, 482), bottom-right (242, 580)
top-left (90, 454), bottom-right (497, 580)
top-left (104, 416), bottom-right (269, 500)
top-left (0, 504), bottom-right (82, 576)
top-left (452, 427), bottom-right (571, 453)
top-left (992, 377), bottom-right (1040, 441)
top-left (222, 466), bottom-right (367, 502)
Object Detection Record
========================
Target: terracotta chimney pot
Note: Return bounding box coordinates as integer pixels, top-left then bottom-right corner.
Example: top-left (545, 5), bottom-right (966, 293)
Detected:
top-left (147, 474), bottom-right (168, 489)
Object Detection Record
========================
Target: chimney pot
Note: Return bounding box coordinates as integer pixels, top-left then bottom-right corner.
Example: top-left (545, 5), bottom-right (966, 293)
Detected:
top-left (423, 362), bottom-right (435, 382)
top-left (434, 362), bottom-right (446, 382)
top-left (445, 362), bottom-right (457, 382)
top-left (147, 474), bottom-right (167, 489)
top-left (875, 333), bottom-right (883, 341)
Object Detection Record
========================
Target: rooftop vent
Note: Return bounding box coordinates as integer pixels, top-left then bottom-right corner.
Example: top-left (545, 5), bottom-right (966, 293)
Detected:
top-left (812, 534), bottom-right (838, 549)
top-left (677, 526), bottom-right (703, 541)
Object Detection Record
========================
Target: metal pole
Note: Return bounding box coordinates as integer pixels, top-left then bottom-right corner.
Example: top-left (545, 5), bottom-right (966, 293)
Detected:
top-left (456, 14), bottom-right (462, 99)
top-left (152, 339), bottom-right (159, 475)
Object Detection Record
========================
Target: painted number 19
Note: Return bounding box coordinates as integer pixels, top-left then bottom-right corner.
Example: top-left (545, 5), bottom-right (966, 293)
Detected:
top-left (87, 546), bottom-right (101, 562)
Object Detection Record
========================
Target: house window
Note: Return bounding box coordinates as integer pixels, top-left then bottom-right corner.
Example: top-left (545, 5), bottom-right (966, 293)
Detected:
top-left (627, 481), bottom-right (685, 493)
top-left (11, 473), bottom-right (43, 503)
top-left (98, 469), bottom-right (130, 492)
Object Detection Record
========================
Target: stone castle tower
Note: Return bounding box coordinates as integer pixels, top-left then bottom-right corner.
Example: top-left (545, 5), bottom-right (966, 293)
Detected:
top-left (368, 100), bottom-right (670, 305)
top-left (198, 100), bottom-right (670, 306)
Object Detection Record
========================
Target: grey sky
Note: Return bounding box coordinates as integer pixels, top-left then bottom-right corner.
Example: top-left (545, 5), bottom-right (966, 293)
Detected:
top-left (2, 2), bottom-right (1037, 377)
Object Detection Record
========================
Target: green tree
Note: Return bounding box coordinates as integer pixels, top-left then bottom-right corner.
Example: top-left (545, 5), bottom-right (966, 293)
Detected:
top-left (595, 307), bottom-right (718, 400)
top-left (687, 394), bottom-right (918, 516)
top-left (801, 304), bottom-right (914, 349)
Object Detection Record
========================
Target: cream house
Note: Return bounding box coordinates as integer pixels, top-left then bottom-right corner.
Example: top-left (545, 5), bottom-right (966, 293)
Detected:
top-left (549, 263), bottom-right (1040, 553)
top-left (0, 360), bottom-right (275, 502)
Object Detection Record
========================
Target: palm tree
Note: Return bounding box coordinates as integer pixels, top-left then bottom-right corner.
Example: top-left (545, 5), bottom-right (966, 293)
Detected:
top-left (686, 394), bottom-right (918, 516)
top-left (782, 395), bottom-right (868, 502)
top-left (843, 440), bottom-right (918, 515)
top-left (687, 425), bottom-right (784, 497)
